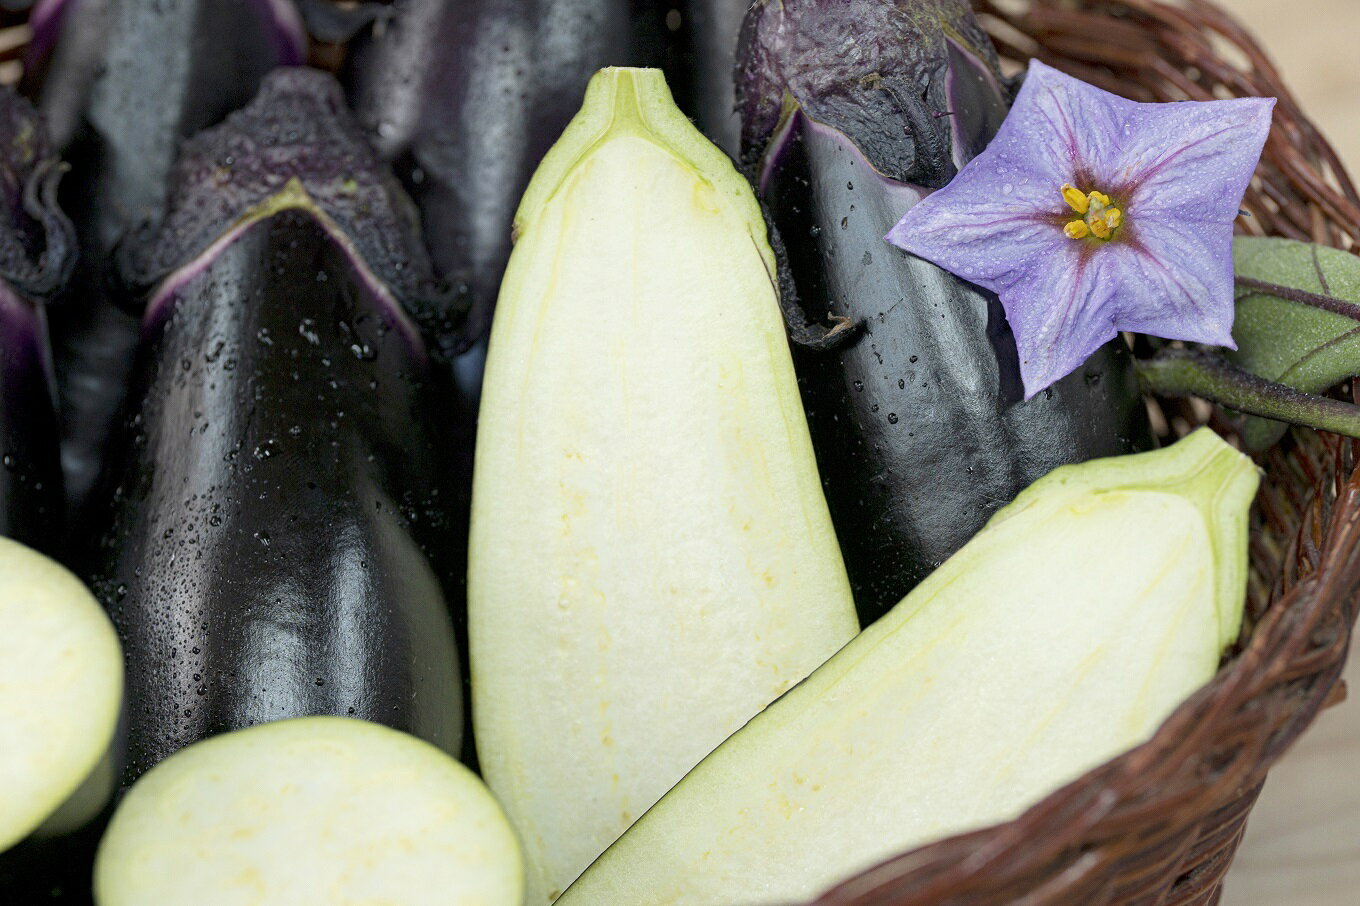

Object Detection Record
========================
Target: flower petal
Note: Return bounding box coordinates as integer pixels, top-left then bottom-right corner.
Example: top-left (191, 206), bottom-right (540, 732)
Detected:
top-left (885, 188), bottom-right (1067, 292)
top-left (1102, 218), bottom-right (1237, 347)
top-left (1003, 60), bottom-right (1137, 189)
top-left (1120, 97), bottom-right (1275, 222)
top-left (996, 242), bottom-right (1121, 398)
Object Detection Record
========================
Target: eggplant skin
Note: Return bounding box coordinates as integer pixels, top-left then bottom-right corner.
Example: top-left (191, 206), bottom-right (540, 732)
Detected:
top-left (342, 0), bottom-right (642, 351)
top-left (85, 69), bottom-right (467, 785)
top-left (22, 0), bottom-right (306, 523)
top-left (740, 2), bottom-right (1152, 621)
top-left (88, 212), bottom-right (464, 785)
top-left (0, 87), bottom-right (74, 552)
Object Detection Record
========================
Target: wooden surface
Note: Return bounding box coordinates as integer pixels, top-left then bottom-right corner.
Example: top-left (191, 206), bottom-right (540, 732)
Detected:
top-left (1215, 3), bottom-right (1360, 904)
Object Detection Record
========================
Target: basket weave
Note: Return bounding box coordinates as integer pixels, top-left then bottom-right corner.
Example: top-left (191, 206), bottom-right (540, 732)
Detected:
top-left (812, 1), bottom-right (1360, 904)
top-left (2, 1), bottom-right (1356, 904)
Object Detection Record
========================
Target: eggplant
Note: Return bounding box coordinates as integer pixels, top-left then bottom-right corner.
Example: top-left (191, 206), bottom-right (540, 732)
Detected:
top-left (85, 69), bottom-right (467, 787)
top-left (0, 86), bottom-right (71, 551)
top-left (94, 718), bottom-right (523, 905)
top-left (470, 67), bottom-right (858, 904)
top-left (561, 430), bottom-right (1258, 905)
top-left (738, 0), bottom-right (1152, 623)
top-left (342, 0), bottom-right (658, 376)
top-left (681, 0), bottom-right (746, 155)
top-left (0, 537), bottom-right (122, 881)
top-left (22, 0), bottom-right (306, 521)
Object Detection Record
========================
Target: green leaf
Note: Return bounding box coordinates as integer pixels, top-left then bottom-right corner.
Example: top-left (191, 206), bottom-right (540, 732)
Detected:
top-left (1229, 236), bottom-right (1360, 448)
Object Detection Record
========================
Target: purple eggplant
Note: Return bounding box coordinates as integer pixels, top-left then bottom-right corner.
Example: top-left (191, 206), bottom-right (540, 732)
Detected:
top-left (0, 89), bottom-right (88, 906)
top-left (342, 0), bottom-right (655, 375)
top-left (739, 0), bottom-right (1151, 622)
top-left (0, 87), bottom-right (72, 551)
top-left (682, 0), bottom-right (746, 155)
top-left (22, 0), bottom-right (306, 521)
top-left (85, 69), bottom-right (467, 786)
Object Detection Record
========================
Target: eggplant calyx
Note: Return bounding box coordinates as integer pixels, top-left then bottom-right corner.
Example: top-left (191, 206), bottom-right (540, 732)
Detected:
top-left (0, 89), bottom-right (76, 301)
top-left (115, 67), bottom-right (468, 355)
top-left (737, 0), bottom-right (1008, 187)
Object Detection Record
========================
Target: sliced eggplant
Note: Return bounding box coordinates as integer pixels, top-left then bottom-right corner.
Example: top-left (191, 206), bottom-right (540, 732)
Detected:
top-left (739, 0), bottom-right (1152, 622)
top-left (85, 69), bottom-right (467, 786)
top-left (22, 0), bottom-right (306, 520)
top-left (470, 67), bottom-right (859, 904)
top-left (93, 717), bottom-right (523, 905)
top-left (560, 429), bottom-right (1258, 905)
top-left (0, 86), bottom-right (71, 551)
top-left (0, 535), bottom-right (122, 854)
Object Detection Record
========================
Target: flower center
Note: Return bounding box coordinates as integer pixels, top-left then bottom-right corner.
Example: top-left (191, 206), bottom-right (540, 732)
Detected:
top-left (1060, 184), bottom-right (1123, 241)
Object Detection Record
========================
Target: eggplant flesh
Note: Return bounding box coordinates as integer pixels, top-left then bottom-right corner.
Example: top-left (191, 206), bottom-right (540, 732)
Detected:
top-left (470, 67), bottom-right (858, 904)
top-left (560, 430), bottom-right (1258, 905)
top-left (86, 69), bottom-right (466, 786)
top-left (94, 718), bottom-right (524, 906)
top-left (23, 0), bottom-right (306, 521)
top-left (739, 0), bottom-right (1151, 621)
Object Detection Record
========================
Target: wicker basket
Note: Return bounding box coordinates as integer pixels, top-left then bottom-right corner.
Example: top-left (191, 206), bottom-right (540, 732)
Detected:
top-left (3, 1), bottom-right (1356, 904)
top-left (811, 1), bottom-right (1360, 903)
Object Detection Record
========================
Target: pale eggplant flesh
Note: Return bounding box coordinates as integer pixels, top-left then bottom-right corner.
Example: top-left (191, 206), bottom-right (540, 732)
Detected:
top-left (739, 0), bottom-right (1152, 622)
top-left (85, 69), bottom-right (467, 788)
top-left (94, 718), bottom-right (523, 906)
top-left (470, 67), bottom-right (859, 904)
top-left (560, 429), bottom-right (1258, 905)
top-left (22, 0), bottom-right (307, 522)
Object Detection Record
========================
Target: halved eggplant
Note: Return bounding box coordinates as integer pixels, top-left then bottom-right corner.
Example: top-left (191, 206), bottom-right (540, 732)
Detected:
top-left (739, 0), bottom-right (1152, 622)
top-left (0, 536), bottom-right (122, 855)
top-left (93, 717), bottom-right (523, 905)
top-left (470, 67), bottom-right (859, 904)
top-left (22, 0), bottom-right (306, 520)
top-left (84, 69), bottom-right (467, 787)
top-left (0, 86), bottom-right (70, 551)
top-left (560, 429), bottom-right (1258, 905)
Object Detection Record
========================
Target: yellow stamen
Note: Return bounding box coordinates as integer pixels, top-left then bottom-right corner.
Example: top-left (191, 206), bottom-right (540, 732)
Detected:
top-left (1061, 184), bottom-right (1089, 214)
top-left (1089, 217), bottom-right (1111, 240)
top-left (1064, 220), bottom-right (1091, 240)
top-left (1105, 208), bottom-right (1123, 229)
top-left (1088, 190), bottom-right (1111, 209)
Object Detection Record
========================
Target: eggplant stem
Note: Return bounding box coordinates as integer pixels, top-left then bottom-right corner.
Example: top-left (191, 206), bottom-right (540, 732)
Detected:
top-left (1136, 349), bottom-right (1360, 439)
top-left (1235, 275), bottom-right (1360, 322)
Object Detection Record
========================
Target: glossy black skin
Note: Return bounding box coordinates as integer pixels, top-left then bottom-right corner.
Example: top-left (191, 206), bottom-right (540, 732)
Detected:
top-left (87, 211), bottom-right (465, 786)
top-left (680, 0), bottom-right (746, 156)
top-left (0, 88), bottom-right (73, 552)
top-left (23, 0), bottom-right (303, 522)
top-left (0, 288), bottom-right (62, 549)
top-left (343, 0), bottom-right (645, 356)
top-left (741, 0), bottom-right (1151, 622)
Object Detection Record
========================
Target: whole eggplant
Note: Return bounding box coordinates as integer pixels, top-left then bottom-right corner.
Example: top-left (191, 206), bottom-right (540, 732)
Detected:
top-left (86, 69), bottom-right (467, 786)
top-left (739, 0), bottom-right (1151, 622)
top-left (682, 0), bottom-right (747, 155)
top-left (0, 88), bottom-right (90, 899)
top-left (342, 0), bottom-right (660, 374)
top-left (0, 87), bottom-right (72, 552)
top-left (22, 0), bottom-right (306, 523)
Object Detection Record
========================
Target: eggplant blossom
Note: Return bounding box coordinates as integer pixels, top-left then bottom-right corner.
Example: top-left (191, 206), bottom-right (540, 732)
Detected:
top-left (886, 60), bottom-right (1274, 397)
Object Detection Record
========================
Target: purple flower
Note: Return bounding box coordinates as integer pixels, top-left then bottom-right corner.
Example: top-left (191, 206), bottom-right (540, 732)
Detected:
top-left (885, 60), bottom-right (1274, 398)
